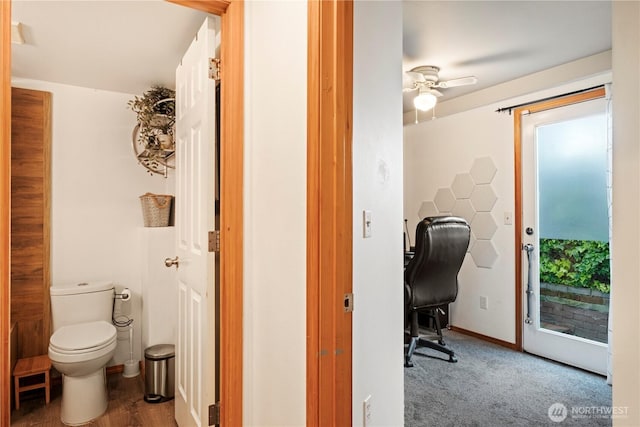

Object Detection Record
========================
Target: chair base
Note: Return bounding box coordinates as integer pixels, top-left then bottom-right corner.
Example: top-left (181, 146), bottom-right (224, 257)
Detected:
top-left (404, 307), bottom-right (457, 367)
top-left (405, 335), bottom-right (457, 367)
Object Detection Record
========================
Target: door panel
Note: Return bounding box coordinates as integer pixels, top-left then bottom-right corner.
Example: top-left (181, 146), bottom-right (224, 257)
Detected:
top-left (521, 97), bottom-right (609, 375)
top-left (175, 16), bottom-right (219, 427)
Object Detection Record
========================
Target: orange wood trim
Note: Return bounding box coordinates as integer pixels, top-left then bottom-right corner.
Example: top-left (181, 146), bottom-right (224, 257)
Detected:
top-left (169, 1), bottom-right (242, 425)
top-left (1, 0), bottom-right (12, 424)
top-left (514, 108), bottom-right (523, 351)
top-left (449, 326), bottom-right (518, 351)
top-left (306, 0), bottom-right (321, 425)
top-left (307, 1), bottom-right (353, 425)
top-left (219, 1), bottom-right (243, 426)
top-left (43, 91), bottom-right (51, 357)
top-left (512, 87), bottom-right (605, 353)
top-left (167, 0), bottom-right (230, 16)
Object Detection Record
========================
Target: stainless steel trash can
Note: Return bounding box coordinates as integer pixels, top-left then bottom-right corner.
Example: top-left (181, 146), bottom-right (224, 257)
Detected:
top-left (144, 344), bottom-right (175, 403)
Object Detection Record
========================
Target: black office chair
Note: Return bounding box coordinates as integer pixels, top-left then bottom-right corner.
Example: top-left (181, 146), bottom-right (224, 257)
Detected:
top-left (404, 216), bottom-right (470, 367)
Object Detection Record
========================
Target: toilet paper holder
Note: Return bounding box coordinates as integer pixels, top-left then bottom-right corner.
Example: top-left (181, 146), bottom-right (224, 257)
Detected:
top-left (114, 288), bottom-right (131, 301)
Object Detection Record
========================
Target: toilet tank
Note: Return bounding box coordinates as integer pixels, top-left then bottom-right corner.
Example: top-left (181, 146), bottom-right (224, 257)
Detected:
top-left (50, 281), bottom-right (115, 332)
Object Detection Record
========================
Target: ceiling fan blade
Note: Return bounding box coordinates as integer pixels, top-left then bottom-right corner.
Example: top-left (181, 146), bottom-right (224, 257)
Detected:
top-left (404, 71), bottom-right (426, 87)
top-left (437, 76), bottom-right (478, 89)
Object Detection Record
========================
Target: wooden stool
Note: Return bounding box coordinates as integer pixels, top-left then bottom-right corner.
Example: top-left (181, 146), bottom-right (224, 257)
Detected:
top-left (13, 355), bottom-right (51, 410)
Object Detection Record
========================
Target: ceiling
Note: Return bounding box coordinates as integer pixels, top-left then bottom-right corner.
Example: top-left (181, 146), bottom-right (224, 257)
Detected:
top-left (11, 1), bottom-right (612, 107)
top-left (402, 1), bottom-right (611, 112)
top-left (11, 0), bottom-right (208, 95)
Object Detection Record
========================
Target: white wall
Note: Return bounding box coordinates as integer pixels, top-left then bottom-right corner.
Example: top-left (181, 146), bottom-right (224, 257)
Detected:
top-left (611, 2), bottom-right (640, 424)
top-left (404, 107), bottom-right (515, 342)
top-left (243, 1), bottom-right (307, 425)
top-left (352, 1), bottom-right (405, 426)
top-left (11, 78), bottom-right (172, 365)
top-left (404, 70), bottom-right (612, 344)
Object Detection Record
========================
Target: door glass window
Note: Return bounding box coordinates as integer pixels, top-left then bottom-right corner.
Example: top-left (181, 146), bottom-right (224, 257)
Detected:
top-left (536, 112), bottom-right (610, 344)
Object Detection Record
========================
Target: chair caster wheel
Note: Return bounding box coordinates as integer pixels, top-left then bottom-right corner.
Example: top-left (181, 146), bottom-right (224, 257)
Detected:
top-left (449, 355), bottom-right (457, 363)
top-left (404, 359), bottom-right (414, 368)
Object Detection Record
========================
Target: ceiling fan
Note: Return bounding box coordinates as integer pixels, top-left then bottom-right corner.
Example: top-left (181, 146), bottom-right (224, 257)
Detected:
top-left (403, 66), bottom-right (478, 112)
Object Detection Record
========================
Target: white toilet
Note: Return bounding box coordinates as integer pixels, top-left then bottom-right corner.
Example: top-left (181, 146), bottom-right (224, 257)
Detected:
top-left (48, 281), bottom-right (117, 426)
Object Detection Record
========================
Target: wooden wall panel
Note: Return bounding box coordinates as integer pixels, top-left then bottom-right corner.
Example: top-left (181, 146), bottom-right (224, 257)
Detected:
top-left (10, 87), bottom-right (51, 359)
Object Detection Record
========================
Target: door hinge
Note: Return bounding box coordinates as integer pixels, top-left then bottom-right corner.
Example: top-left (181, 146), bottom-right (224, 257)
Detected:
top-left (344, 293), bottom-right (354, 313)
top-left (208, 402), bottom-right (220, 426)
top-left (209, 58), bottom-right (221, 81)
top-left (208, 230), bottom-right (220, 253)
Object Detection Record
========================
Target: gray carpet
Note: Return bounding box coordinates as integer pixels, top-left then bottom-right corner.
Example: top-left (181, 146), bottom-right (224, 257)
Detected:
top-left (405, 330), bottom-right (612, 426)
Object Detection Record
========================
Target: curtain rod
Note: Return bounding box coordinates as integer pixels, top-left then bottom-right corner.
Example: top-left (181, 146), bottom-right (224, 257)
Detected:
top-left (495, 84), bottom-right (605, 115)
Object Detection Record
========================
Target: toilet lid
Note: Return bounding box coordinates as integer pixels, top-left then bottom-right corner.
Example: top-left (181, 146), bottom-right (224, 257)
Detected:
top-left (50, 320), bottom-right (116, 351)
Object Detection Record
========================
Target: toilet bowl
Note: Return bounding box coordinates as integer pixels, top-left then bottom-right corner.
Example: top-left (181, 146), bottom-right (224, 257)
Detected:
top-left (49, 282), bottom-right (117, 426)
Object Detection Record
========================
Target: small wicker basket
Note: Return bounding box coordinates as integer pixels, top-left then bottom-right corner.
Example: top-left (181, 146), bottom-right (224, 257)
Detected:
top-left (139, 193), bottom-right (173, 227)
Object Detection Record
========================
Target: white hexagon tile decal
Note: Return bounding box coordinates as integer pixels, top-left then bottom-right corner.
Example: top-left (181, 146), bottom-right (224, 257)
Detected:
top-left (471, 212), bottom-right (498, 240)
top-left (451, 173), bottom-right (474, 199)
top-left (434, 188), bottom-right (456, 213)
top-left (470, 184), bottom-right (498, 212)
top-left (470, 157), bottom-right (497, 184)
top-left (451, 199), bottom-right (476, 224)
top-left (467, 230), bottom-right (477, 253)
top-left (418, 201), bottom-right (438, 220)
top-left (471, 240), bottom-right (499, 268)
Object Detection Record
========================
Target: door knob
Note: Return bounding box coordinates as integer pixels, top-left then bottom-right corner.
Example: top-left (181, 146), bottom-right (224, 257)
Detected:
top-left (164, 256), bottom-right (179, 269)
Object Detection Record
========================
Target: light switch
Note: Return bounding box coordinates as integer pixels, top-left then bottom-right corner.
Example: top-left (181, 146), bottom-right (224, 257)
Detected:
top-left (363, 210), bottom-right (372, 238)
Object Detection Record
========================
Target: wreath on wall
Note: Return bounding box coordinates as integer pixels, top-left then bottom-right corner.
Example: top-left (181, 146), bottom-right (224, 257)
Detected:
top-left (128, 86), bottom-right (176, 175)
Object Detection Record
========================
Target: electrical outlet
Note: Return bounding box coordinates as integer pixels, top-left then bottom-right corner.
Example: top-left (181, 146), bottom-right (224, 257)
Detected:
top-left (363, 395), bottom-right (372, 427)
top-left (480, 296), bottom-right (488, 310)
top-left (504, 211), bottom-right (513, 225)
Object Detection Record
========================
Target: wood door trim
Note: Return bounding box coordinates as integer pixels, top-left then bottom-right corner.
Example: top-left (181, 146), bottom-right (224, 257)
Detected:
top-left (307, 1), bottom-right (353, 425)
top-left (1, 1), bottom-right (243, 425)
top-left (1, 0), bottom-right (11, 424)
top-left (513, 86), bottom-right (606, 350)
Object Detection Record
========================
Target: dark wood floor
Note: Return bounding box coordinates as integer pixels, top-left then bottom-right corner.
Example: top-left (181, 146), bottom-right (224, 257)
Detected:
top-left (11, 373), bottom-right (176, 426)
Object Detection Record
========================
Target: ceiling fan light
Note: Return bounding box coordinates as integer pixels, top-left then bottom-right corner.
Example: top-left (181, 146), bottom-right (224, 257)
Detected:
top-left (413, 91), bottom-right (437, 112)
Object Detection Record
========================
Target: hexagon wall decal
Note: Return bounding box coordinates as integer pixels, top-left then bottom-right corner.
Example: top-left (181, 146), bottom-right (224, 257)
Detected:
top-left (434, 188), bottom-right (456, 213)
top-left (467, 230), bottom-right (477, 253)
top-left (470, 184), bottom-right (498, 212)
top-left (471, 240), bottom-right (499, 268)
top-left (451, 173), bottom-right (474, 199)
top-left (418, 201), bottom-right (438, 220)
top-left (471, 212), bottom-right (498, 240)
top-left (451, 199), bottom-right (476, 224)
top-left (470, 157), bottom-right (497, 184)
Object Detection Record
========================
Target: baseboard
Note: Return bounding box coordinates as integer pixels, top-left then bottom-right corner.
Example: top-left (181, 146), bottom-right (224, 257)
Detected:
top-left (449, 326), bottom-right (519, 351)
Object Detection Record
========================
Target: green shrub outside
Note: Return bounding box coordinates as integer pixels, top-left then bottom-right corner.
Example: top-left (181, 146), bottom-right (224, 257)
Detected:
top-left (539, 238), bottom-right (610, 294)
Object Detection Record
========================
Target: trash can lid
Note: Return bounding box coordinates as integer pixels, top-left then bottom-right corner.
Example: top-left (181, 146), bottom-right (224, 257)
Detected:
top-left (145, 344), bottom-right (175, 360)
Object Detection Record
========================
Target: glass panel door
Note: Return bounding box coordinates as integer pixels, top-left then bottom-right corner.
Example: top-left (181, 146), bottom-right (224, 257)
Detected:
top-left (521, 96), bottom-right (609, 375)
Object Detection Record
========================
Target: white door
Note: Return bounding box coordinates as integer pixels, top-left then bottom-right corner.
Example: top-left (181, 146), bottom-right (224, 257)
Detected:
top-left (521, 96), bottom-right (609, 375)
top-left (174, 16), bottom-right (219, 427)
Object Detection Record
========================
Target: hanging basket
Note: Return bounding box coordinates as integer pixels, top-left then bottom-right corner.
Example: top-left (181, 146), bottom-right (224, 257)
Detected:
top-left (139, 193), bottom-right (173, 227)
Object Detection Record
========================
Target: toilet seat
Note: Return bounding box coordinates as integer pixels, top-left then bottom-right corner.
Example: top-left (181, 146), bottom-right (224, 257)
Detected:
top-left (50, 320), bottom-right (116, 354)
